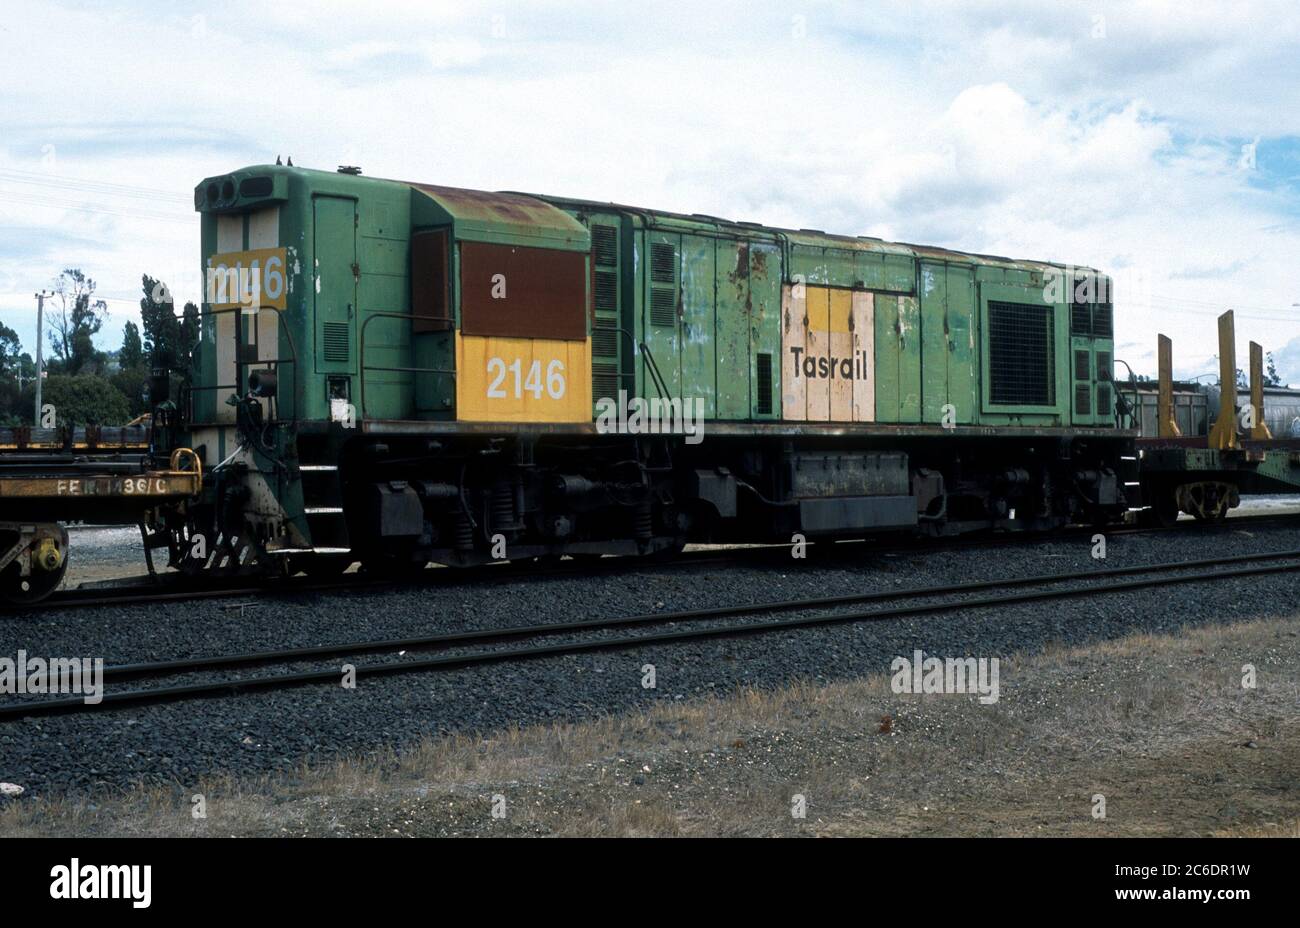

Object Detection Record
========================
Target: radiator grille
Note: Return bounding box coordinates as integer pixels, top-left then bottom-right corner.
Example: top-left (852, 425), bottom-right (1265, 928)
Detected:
top-left (650, 287), bottom-right (676, 327)
top-left (1093, 302), bottom-right (1113, 337)
top-left (592, 225), bottom-right (618, 267)
top-left (323, 322), bottom-right (350, 363)
top-left (650, 242), bottom-right (676, 283)
top-left (594, 270), bottom-right (617, 312)
top-left (1097, 383), bottom-right (1113, 418)
top-left (1075, 383), bottom-right (1091, 416)
top-left (756, 352), bottom-right (773, 415)
top-left (1071, 288), bottom-right (1091, 335)
top-left (592, 317), bottom-right (618, 357)
top-left (987, 301), bottom-right (1056, 406)
top-left (592, 363), bottom-right (620, 401)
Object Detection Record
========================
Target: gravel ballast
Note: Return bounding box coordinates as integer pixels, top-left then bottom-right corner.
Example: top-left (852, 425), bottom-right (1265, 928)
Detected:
top-left (3, 520), bottom-right (1300, 797)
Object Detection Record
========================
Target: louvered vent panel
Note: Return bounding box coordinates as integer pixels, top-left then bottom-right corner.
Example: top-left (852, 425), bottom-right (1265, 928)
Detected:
top-left (1093, 303), bottom-right (1114, 337)
top-left (594, 271), bottom-right (617, 312)
top-left (1075, 383), bottom-right (1091, 416)
top-left (592, 363), bottom-right (620, 401)
top-left (1071, 295), bottom-right (1091, 335)
top-left (592, 225), bottom-right (618, 267)
top-left (1096, 351), bottom-right (1112, 382)
top-left (1097, 383), bottom-right (1113, 418)
top-left (1074, 350), bottom-right (1090, 381)
top-left (323, 322), bottom-right (350, 363)
top-left (650, 288), bottom-right (676, 327)
top-left (756, 352), bottom-right (774, 415)
top-left (987, 301), bottom-right (1055, 406)
top-left (650, 242), bottom-right (676, 283)
top-left (592, 318), bottom-right (618, 357)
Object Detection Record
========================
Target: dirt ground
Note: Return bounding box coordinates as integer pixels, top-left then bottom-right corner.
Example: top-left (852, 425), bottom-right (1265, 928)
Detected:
top-left (2, 613), bottom-right (1297, 837)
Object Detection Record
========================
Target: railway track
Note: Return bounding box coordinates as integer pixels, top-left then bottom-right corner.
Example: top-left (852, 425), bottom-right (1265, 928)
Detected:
top-left (4, 545), bottom-right (1300, 721)
top-left (19, 509), bottom-right (1297, 613)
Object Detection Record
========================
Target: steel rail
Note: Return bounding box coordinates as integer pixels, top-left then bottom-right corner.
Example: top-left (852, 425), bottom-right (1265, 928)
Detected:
top-left (98, 545), bottom-right (1300, 681)
top-left (19, 510), bottom-right (1299, 614)
top-left (3, 550), bottom-right (1300, 720)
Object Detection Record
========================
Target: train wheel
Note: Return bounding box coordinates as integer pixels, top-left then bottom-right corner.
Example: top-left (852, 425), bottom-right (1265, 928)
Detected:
top-left (1150, 488), bottom-right (1181, 528)
top-left (0, 526), bottom-right (69, 605)
top-left (1183, 482), bottom-right (1231, 523)
top-left (1191, 503), bottom-right (1229, 523)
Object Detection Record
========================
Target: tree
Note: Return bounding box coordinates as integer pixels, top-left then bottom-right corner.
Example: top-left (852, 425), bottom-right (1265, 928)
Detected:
top-left (181, 301), bottom-right (200, 361)
top-left (0, 321), bottom-right (23, 378)
top-left (112, 320), bottom-right (148, 417)
top-left (119, 320), bottom-right (144, 371)
top-left (46, 269), bottom-right (108, 375)
top-left (140, 274), bottom-right (186, 371)
top-left (1265, 352), bottom-right (1284, 387)
top-left (0, 322), bottom-right (28, 426)
top-left (40, 373), bottom-right (131, 426)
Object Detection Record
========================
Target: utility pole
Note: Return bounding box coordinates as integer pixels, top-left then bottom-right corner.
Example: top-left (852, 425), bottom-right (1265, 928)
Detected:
top-left (34, 290), bottom-right (51, 427)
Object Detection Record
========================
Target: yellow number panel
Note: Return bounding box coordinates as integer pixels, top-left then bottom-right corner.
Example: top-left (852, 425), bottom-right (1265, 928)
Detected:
top-left (205, 246), bottom-right (288, 311)
top-left (456, 334), bottom-right (592, 423)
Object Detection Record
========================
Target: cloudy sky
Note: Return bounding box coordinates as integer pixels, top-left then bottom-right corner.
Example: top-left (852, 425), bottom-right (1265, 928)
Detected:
top-left (1, 0), bottom-right (1298, 381)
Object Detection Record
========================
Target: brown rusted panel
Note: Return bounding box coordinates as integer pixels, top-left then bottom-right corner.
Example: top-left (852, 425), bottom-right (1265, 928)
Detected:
top-left (412, 184), bottom-right (563, 227)
top-left (459, 242), bottom-right (588, 341)
top-left (411, 229), bottom-right (452, 332)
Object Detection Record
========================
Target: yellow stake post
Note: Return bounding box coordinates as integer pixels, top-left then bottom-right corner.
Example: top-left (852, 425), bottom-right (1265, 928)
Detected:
top-left (1249, 341), bottom-right (1272, 440)
top-left (1207, 311), bottom-right (1239, 450)
top-left (1157, 334), bottom-right (1181, 438)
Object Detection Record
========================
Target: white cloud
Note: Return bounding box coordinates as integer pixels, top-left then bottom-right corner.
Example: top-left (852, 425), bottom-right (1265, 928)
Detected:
top-left (0, 0), bottom-right (1297, 380)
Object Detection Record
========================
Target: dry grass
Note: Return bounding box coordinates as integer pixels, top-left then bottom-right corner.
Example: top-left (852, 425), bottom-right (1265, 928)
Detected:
top-left (2, 614), bottom-right (1298, 837)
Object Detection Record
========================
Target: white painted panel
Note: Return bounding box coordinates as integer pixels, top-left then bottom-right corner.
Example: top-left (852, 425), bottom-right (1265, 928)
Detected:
top-left (216, 214), bottom-right (242, 252)
top-left (852, 291), bottom-right (876, 423)
top-left (216, 309), bottom-right (237, 423)
top-left (248, 206), bottom-right (280, 249)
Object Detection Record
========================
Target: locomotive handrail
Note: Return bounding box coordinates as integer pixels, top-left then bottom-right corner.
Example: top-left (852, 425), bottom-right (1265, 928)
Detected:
top-left (611, 325), bottom-right (666, 402)
top-left (358, 311), bottom-right (457, 421)
top-left (184, 305), bottom-right (300, 426)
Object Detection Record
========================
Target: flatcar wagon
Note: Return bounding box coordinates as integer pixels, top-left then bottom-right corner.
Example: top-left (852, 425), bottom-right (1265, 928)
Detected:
top-left (143, 163), bottom-right (1136, 577)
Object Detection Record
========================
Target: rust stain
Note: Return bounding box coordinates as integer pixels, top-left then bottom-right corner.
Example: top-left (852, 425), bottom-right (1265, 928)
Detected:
top-left (408, 183), bottom-right (570, 228)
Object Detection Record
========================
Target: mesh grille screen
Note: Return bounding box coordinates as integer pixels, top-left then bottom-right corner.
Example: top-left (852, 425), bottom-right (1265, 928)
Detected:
top-left (756, 352), bottom-right (773, 415)
top-left (988, 301), bottom-right (1055, 406)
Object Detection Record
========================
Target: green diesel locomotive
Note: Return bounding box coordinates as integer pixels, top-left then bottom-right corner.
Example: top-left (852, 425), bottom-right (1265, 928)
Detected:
top-left (142, 162), bottom-right (1131, 577)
